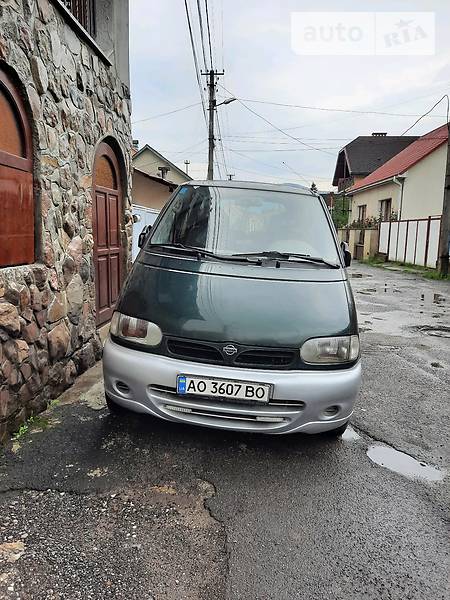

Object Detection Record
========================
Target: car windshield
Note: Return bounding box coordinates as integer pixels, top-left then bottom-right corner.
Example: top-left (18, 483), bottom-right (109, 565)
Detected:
top-left (148, 185), bottom-right (339, 262)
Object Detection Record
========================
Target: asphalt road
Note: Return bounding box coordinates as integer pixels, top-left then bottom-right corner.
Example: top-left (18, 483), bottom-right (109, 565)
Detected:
top-left (1, 262), bottom-right (449, 600)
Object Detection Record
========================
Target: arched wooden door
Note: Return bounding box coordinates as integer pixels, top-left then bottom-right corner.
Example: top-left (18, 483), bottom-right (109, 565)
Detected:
top-left (0, 68), bottom-right (33, 267)
top-left (93, 142), bottom-right (123, 326)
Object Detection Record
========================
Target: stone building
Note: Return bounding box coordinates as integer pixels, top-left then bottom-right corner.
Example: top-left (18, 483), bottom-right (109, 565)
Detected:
top-left (0, 0), bottom-right (132, 441)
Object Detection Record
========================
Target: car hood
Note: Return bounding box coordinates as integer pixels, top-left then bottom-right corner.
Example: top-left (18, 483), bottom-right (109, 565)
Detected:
top-left (117, 253), bottom-right (357, 347)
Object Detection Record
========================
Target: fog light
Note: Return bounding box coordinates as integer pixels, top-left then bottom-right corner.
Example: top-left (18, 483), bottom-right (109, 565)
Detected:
top-left (115, 381), bottom-right (130, 395)
top-left (165, 405), bottom-right (192, 414)
top-left (322, 405), bottom-right (339, 418)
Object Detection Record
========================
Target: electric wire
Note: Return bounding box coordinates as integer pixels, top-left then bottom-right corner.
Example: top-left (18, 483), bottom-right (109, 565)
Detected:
top-left (240, 98), bottom-right (448, 119)
top-left (400, 95), bottom-right (450, 135)
top-left (195, 0), bottom-right (208, 70)
top-left (132, 102), bottom-right (201, 124)
top-left (204, 0), bottom-right (214, 69)
top-left (183, 0), bottom-right (208, 126)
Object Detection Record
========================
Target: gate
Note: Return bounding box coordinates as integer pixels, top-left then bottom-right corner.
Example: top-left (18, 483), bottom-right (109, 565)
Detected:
top-left (132, 205), bottom-right (160, 260)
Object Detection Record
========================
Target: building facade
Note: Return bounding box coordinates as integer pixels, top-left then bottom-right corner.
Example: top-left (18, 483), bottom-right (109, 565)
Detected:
top-left (0, 0), bottom-right (132, 441)
top-left (349, 125), bottom-right (447, 222)
top-left (133, 144), bottom-right (191, 186)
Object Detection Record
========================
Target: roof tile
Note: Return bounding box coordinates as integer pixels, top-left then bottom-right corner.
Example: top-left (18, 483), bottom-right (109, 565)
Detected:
top-left (350, 124), bottom-right (448, 192)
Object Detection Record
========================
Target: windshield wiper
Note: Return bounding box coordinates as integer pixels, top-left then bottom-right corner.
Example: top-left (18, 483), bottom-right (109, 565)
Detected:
top-left (231, 251), bottom-right (340, 268)
top-left (147, 243), bottom-right (258, 263)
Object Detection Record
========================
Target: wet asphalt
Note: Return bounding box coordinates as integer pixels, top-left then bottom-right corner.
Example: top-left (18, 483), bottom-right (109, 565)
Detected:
top-left (1, 262), bottom-right (449, 600)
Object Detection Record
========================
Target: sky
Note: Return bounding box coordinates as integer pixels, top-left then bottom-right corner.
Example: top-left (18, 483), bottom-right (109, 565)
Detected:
top-left (129, 0), bottom-right (450, 189)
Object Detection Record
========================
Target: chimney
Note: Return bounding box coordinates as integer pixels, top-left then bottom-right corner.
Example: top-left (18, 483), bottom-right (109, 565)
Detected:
top-left (131, 139), bottom-right (139, 155)
top-left (372, 132), bottom-right (387, 136)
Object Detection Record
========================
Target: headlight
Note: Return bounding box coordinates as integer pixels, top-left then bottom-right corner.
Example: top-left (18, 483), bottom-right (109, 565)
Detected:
top-left (110, 311), bottom-right (163, 347)
top-left (300, 335), bottom-right (360, 364)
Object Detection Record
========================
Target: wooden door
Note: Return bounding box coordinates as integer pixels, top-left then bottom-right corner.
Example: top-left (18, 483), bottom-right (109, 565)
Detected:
top-left (0, 68), bottom-right (34, 267)
top-left (93, 143), bottom-right (122, 326)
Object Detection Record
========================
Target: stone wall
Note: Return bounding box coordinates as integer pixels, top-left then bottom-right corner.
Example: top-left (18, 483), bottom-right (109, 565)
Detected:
top-left (0, 0), bottom-right (132, 441)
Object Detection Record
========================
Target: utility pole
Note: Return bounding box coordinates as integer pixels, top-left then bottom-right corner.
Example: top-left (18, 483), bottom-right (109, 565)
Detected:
top-left (438, 122), bottom-right (450, 276)
top-left (202, 69), bottom-right (225, 180)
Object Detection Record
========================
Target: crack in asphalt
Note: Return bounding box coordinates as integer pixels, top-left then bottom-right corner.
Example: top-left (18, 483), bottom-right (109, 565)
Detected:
top-left (202, 480), bottom-right (232, 587)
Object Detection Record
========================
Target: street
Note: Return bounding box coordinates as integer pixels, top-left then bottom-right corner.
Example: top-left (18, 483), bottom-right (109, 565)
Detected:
top-left (1, 262), bottom-right (449, 600)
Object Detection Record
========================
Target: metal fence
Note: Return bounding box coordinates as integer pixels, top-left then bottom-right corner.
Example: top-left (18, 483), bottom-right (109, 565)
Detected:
top-left (132, 205), bottom-right (160, 260)
top-left (378, 216), bottom-right (441, 268)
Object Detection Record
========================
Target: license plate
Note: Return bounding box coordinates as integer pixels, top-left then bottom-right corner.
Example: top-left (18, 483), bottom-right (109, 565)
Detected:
top-left (177, 375), bottom-right (271, 404)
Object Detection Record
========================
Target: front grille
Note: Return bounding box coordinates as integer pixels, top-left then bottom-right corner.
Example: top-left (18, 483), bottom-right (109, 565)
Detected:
top-left (165, 337), bottom-right (299, 370)
top-left (235, 349), bottom-right (296, 368)
top-left (167, 339), bottom-right (223, 363)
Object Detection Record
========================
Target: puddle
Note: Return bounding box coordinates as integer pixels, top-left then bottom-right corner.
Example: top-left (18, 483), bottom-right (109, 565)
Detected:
top-left (416, 325), bottom-right (450, 338)
top-left (341, 425), bottom-right (361, 442)
top-left (421, 292), bottom-right (446, 304)
top-left (367, 444), bottom-right (445, 483)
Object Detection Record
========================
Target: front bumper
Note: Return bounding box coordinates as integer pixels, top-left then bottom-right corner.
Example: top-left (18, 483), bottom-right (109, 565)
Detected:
top-left (102, 338), bottom-right (362, 435)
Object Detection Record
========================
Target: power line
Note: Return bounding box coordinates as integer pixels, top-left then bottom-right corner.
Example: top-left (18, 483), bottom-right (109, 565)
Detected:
top-left (215, 111), bottom-right (228, 174)
top-left (227, 148), bottom-right (312, 185)
top-left (227, 86), bottom-right (450, 137)
top-left (184, 0), bottom-right (208, 125)
top-left (214, 159), bottom-right (323, 185)
top-left (223, 92), bottom-right (335, 156)
top-left (220, 0), bottom-right (224, 69)
top-left (195, 0), bottom-right (208, 70)
top-left (132, 102), bottom-right (201, 124)
top-left (281, 161), bottom-right (311, 185)
top-left (228, 146), bottom-right (340, 153)
top-left (204, 0), bottom-right (214, 69)
top-left (134, 139), bottom-right (207, 170)
top-left (401, 95), bottom-right (450, 135)
top-left (222, 135), bottom-right (353, 142)
top-left (240, 98), bottom-right (448, 119)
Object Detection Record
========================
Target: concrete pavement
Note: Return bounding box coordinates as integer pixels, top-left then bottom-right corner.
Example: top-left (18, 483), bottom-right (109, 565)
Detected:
top-left (0, 262), bottom-right (449, 599)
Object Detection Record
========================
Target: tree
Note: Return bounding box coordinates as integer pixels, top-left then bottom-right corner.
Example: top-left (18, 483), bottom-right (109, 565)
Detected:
top-left (310, 181), bottom-right (318, 194)
top-left (331, 195), bottom-right (350, 229)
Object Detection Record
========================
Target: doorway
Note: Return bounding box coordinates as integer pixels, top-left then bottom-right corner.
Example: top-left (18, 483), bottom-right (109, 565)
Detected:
top-left (93, 142), bottom-right (123, 326)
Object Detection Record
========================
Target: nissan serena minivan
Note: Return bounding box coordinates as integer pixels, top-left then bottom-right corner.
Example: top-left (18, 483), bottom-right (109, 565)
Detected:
top-left (103, 181), bottom-right (361, 436)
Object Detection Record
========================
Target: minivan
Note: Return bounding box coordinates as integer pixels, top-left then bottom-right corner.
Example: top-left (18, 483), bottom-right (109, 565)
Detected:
top-left (103, 181), bottom-right (361, 436)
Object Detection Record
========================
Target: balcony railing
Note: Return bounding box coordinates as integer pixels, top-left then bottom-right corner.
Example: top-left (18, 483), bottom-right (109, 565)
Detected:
top-left (62, 0), bottom-right (96, 37)
top-left (337, 176), bottom-right (354, 193)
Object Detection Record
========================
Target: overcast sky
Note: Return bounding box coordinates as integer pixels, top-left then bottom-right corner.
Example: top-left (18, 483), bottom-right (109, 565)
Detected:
top-left (129, 0), bottom-right (450, 189)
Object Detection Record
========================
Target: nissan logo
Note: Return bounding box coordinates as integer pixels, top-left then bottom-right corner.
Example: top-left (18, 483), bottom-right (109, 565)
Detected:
top-left (223, 344), bottom-right (238, 356)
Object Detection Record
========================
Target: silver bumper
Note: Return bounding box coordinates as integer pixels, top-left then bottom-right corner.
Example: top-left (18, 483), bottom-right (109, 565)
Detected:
top-left (102, 338), bottom-right (361, 435)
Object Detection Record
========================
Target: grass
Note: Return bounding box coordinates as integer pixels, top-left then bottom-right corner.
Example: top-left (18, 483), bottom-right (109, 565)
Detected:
top-left (11, 398), bottom-right (60, 441)
top-left (12, 415), bottom-right (49, 440)
top-left (364, 256), bottom-right (449, 280)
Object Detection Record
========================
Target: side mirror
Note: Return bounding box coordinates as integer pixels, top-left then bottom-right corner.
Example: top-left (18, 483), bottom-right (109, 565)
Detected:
top-left (341, 241), bottom-right (352, 267)
top-left (138, 225), bottom-right (151, 248)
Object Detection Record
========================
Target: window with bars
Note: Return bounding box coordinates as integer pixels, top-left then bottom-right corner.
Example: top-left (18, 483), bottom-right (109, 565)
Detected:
top-left (62, 0), bottom-right (96, 37)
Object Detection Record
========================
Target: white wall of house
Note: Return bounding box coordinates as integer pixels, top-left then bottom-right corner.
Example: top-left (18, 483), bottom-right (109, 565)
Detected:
top-left (133, 149), bottom-right (189, 185)
top-left (400, 144), bottom-right (446, 220)
top-left (350, 143), bottom-right (446, 222)
top-left (350, 181), bottom-right (400, 222)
